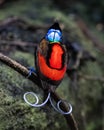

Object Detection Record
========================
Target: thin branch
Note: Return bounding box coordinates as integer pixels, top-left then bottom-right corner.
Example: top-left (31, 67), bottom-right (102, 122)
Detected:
top-left (0, 52), bottom-right (41, 87)
top-left (0, 40), bottom-right (34, 46)
top-left (0, 16), bottom-right (48, 30)
top-left (0, 52), bottom-right (78, 130)
top-left (0, 40), bottom-right (36, 48)
top-left (0, 16), bottom-right (69, 33)
top-left (76, 17), bottom-right (104, 53)
top-left (0, 40), bottom-right (37, 52)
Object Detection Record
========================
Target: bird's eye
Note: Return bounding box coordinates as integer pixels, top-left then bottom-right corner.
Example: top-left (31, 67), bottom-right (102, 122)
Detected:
top-left (46, 29), bottom-right (62, 42)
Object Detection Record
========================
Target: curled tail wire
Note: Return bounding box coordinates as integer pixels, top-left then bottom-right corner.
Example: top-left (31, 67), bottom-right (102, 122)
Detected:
top-left (23, 91), bottom-right (72, 115)
top-left (24, 92), bottom-right (50, 107)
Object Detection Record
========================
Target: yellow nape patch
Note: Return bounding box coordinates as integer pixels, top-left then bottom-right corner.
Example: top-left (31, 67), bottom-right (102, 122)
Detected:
top-left (50, 42), bottom-right (60, 44)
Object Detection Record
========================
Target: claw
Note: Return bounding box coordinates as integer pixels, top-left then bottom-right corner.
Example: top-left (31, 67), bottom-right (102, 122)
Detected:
top-left (27, 67), bottom-right (36, 78)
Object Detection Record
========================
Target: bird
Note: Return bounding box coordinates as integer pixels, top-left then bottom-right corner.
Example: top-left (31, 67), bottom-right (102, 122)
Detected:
top-left (24, 22), bottom-right (72, 114)
top-left (35, 22), bottom-right (67, 91)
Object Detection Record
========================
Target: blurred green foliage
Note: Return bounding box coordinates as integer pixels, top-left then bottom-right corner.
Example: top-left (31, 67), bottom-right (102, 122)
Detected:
top-left (52, 0), bottom-right (104, 24)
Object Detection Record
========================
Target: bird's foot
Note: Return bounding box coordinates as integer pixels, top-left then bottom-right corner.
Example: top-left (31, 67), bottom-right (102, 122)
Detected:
top-left (27, 67), bottom-right (36, 78)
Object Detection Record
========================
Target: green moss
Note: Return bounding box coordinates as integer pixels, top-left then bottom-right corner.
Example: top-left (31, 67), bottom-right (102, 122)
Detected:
top-left (0, 100), bottom-right (47, 130)
top-left (0, 63), bottom-right (68, 130)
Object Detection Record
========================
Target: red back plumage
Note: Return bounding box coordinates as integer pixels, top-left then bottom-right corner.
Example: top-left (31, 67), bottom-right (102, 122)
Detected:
top-left (35, 23), bottom-right (67, 88)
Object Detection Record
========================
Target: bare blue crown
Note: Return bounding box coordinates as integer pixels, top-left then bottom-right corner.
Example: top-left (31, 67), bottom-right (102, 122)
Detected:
top-left (45, 29), bottom-right (62, 42)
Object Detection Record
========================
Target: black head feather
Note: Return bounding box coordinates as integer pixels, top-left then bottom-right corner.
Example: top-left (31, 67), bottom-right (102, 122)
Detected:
top-left (48, 22), bottom-right (62, 32)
